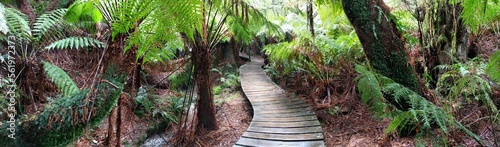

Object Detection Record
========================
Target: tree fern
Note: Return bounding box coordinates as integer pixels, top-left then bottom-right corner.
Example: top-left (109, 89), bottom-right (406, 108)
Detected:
top-left (44, 36), bottom-right (106, 50)
top-left (43, 61), bottom-right (79, 97)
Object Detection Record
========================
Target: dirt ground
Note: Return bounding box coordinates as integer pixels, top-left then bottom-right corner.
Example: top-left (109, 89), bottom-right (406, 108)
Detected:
top-left (194, 89), bottom-right (253, 146)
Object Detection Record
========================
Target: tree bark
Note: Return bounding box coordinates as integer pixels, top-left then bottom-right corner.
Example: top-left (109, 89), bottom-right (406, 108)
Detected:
top-left (341, 0), bottom-right (424, 109)
top-left (194, 2), bottom-right (218, 132)
top-left (307, 0), bottom-right (315, 38)
top-left (193, 41), bottom-right (218, 131)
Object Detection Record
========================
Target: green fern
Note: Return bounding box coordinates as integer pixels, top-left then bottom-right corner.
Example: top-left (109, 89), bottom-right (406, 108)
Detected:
top-left (44, 37), bottom-right (106, 50)
top-left (461, 0), bottom-right (500, 34)
top-left (1, 4), bottom-right (31, 40)
top-left (32, 9), bottom-right (67, 41)
top-left (355, 64), bottom-right (389, 119)
top-left (0, 4), bottom-right (9, 35)
top-left (0, 68), bottom-right (126, 147)
top-left (355, 64), bottom-right (487, 145)
top-left (42, 61), bottom-right (79, 97)
top-left (486, 51), bottom-right (500, 83)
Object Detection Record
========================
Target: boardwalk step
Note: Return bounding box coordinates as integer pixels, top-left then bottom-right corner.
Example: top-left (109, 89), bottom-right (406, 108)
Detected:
top-left (235, 137), bottom-right (325, 147)
top-left (242, 132), bottom-right (324, 141)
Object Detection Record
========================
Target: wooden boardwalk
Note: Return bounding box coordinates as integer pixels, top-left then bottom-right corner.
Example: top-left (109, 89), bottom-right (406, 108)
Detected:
top-left (235, 56), bottom-right (325, 147)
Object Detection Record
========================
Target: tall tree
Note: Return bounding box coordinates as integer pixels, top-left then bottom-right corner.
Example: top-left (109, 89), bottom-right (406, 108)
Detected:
top-left (341, 0), bottom-right (424, 109)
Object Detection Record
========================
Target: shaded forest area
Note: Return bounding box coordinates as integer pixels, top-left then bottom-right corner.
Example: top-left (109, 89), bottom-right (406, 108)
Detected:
top-left (1, 0), bottom-right (500, 146)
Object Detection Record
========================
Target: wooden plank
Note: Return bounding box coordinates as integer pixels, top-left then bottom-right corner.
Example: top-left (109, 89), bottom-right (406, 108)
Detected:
top-left (255, 111), bottom-right (315, 118)
top-left (244, 92), bottom-right (286, 96)
top-left (254, 107), bottom-right (313, 114)
top-left (248, 98), bottom-right (302, 103)
top-left (243, 93), bottom-right (287, 97)
top-left (247, 98), bottom-right (299, 103)
top-left (242, 132), bottom-right (324, 141)
top-left (235, 137), bottom-right (325, 147)
top-left (247, 126), bottom-right (323, 134)
top-left (250, 120), bottom-right (320, 128)
top-left (252, 116), bottom-right (318, 122)
top-left (252, 104), bottom-right (310, 110)
top-left (250, 100), bottom-right (307, 106)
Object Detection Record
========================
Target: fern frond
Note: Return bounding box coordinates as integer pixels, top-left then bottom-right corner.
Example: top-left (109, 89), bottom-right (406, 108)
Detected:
top-left (45, 37), bottom-right (106, 50)
top-left (3, 6), bottom-right (31, 39)
top-left (355, 64), bottom-right (388, 119)
top-left (0, 4), bottom-right (9, 35)
top-left (43, 61), bottom-right (80, 97)
top-left (356, 65), bottom-right (487, 145)
top-left (486, 51), bottom-right (500, 83)
top-left (33, 9), bottom-right (67, 41)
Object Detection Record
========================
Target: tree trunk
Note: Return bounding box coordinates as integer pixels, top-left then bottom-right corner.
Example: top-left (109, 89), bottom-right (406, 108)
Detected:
top-left (193, 42), bottom-right (218, 131)
top-left (194, 2), bottom-right (218, 132)
top-left (419, 1), bottom-right (468, 87)
top-left (341, 0), bottom-right (424, 109)
top-left (307, 0), bottom-right (315, 38)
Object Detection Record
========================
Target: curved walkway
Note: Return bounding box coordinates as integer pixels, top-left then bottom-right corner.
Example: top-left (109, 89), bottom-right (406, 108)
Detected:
top-left (234, 56), bottom-right (325, 147)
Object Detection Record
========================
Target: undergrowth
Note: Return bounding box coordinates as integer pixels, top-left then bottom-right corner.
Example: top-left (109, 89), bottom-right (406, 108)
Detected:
top-left (355, 64), bottom-right (490, 146)
top-left (0, 66), bottom-right (125, 147)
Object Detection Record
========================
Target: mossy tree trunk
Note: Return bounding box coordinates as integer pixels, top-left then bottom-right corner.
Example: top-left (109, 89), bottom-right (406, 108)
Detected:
top-left (341, 0), bottom-right (424, 109)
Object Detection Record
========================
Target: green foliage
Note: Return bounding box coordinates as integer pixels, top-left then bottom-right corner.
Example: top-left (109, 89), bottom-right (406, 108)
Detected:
top-left (43, 61), bottom-right (80, 97)
top-left (213, 85), bottom-right (223, 95)
top-left (355, 64), bottom-right (389, 119)
top-left (33, 9), bottom-right (67, 41)
top-left (486, 51), bottom-right (500, 83)
top-left (0, 68), bottom-right (126, 147)
top-left (93, 0), bottom-right (202, 63)
top-left (134, 86), bottom-right (181, 125)
top-left (65, 1), bottom-right (102, 23)
top-left (135, 86), bottom-right (154, 114)
top-left (169, 68), bottom-right (193, 90)
top-left (355, 64), bottom-right (487, 145)
top-left (461, 0), bottom-right (500, 34)
top-left (44, 36), bottom-right (106, 50)
top-left (262, 1), bottom-right (362, 83)
top-left (435, 58), bottom-right (499, 129)
top-left (0, 4), bottom-right (31, 42)
top-left (212, 64), bottom-right (240, 91)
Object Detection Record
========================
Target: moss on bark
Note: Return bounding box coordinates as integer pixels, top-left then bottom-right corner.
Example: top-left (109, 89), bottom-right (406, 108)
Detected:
top-left (342, 0), bottom-right (423, 109)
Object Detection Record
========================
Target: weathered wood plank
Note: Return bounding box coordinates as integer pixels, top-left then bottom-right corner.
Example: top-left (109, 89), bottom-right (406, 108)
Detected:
top-left (235, 137), bottom-right (325, 147)
top-left (254, 107), bottom-right (313, 114)
top-left (252, 116), bottom-right (318, 122)
top-left (247, 126), bottom-right (323, 134)
top-left (250, 120), bottom-right (320, 128)
top-left (252, 104), bottom-right (310, 110)
top-left (250, 100), bottom-right (308, 106)
top-left (242, 132), bottom-right (324, 141)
